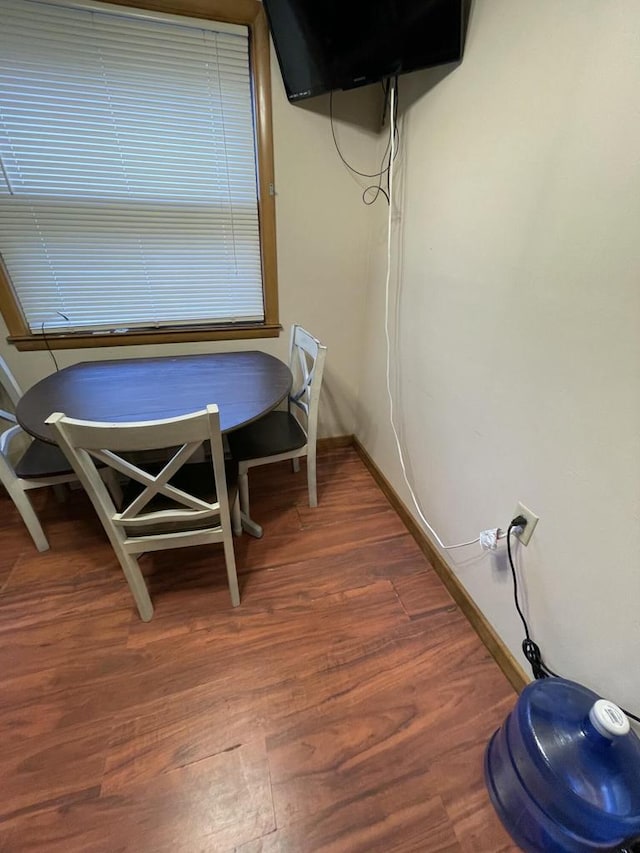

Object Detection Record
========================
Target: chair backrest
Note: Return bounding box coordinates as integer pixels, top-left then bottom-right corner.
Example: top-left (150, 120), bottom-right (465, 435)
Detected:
top-left (0, 357), bottom-right (24, 476)
top-left (288, 325), bottom-right (327, 446)
top-left (0, 356), bottom-right (22, 424)
top-left (46, 405), bottom-right (232, 544)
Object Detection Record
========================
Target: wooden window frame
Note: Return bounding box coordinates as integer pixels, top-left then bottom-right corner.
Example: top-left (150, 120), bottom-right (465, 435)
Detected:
top-left (0, 0), bottom-right (280, 351)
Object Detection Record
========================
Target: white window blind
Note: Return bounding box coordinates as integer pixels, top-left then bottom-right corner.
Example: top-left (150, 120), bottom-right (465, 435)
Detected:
top-left (0, 0), bottom-right (265, 333)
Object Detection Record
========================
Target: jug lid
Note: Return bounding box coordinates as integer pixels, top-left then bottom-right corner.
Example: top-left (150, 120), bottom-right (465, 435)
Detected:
top-left (589, 699), bottom-right (630, 739)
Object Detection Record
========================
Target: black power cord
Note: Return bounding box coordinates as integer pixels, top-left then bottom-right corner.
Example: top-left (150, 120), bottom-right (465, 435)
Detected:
top-left (41, 311), bottom-right (70, 372)
top-left (506, 519), bottom-right (640, 724)
top-left (329, 77), bottom-right (400, 207)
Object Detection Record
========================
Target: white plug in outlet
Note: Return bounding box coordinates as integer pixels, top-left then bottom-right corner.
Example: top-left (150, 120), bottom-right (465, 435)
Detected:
top-left (512, 502), bottom-right (539, 546)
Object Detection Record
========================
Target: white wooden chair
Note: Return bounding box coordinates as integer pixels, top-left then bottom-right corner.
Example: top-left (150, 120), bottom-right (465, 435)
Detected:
top-left (0, 356), bottom-right (77, 552)
top-left (47, 405), bottom-right (240, 621)
top-left (228, 325), bottom-right (327, 521)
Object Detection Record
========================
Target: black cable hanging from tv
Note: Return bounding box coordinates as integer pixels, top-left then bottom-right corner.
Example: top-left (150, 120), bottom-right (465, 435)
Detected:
top-left (329, 77), bottom-right (399, 207)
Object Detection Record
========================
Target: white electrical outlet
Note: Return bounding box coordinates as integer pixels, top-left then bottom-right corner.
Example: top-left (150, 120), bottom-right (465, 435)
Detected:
top-left (512, 502), bottom-right (539, 546)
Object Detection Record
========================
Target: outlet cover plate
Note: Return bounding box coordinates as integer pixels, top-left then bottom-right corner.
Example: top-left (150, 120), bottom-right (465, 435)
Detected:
top-left (513, 502), bottom-right (539, 546)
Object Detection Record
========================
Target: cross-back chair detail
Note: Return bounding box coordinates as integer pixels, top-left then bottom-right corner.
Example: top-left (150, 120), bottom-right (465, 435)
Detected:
top-left (47, 405), bottom-right (240, 621)
top-left (289, 327), bottom-right (318, 417)
top-left (95, 442), bottom-right (213, 522)
top-left (287, 325), bottom-right (326, 457)
top-left (0, 356), bottom-right (78, 551)
top-left (0, 356), bottom-right (21, 424)
top-left (228, 325), bottom-right (327, 521)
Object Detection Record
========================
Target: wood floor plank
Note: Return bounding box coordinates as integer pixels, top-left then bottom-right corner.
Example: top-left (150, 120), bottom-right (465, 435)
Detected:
top-left (0, 581), bottom-right (411, 742)
top-left (0, 447), bottom-right (517, 851)
top-left (393, 571), bottom-right (456, 619)
top-left (266, 658), bottom-right (512, 831)
top-left (0, 571), bottom-right (128, 621)
top-left (0, 606), bottom-right (131, 680)
top-left (235, 789), bottom-right (462, 853)
top-left (448, 786), bottom-right (518, 853)
top-left (3, 738), bottom-right (274, 853)
top-left (260, 611), bottom-right (490, 732)
top-left (295, 476), bottom-right (393, 529)
top-left (431, 747), bottom-right (519, 853)
top-left (0, 557), bottom-right (17, 592)
top-left (102, 684), bottom-right (265, 794)
top-left (234, 507), bottom-right (409, 573)
top-left (126, 535), bottom-right (426, 647)
top-left (0, 497), bottom-right (38, 587)
top-left (0, 722), bottom-right (108, 824)
top-left (4, 535), bottom-right (120, 591)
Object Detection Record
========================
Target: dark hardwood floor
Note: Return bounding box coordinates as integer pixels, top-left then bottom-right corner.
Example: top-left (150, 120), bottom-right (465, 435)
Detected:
top-left (0, 447), bottom-right (518, 852)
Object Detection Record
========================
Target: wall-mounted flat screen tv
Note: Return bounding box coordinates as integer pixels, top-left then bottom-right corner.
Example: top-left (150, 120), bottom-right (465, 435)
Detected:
top-left (263, 0), bottom-right (465, 102)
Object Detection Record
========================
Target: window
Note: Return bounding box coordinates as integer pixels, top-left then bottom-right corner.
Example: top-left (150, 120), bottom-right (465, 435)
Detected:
top-left (0, 0), bottom-right (278, 350)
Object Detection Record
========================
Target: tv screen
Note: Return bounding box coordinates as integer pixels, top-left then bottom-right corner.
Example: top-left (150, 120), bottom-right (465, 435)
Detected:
top-left (263, 0), bottom-right (464, 102)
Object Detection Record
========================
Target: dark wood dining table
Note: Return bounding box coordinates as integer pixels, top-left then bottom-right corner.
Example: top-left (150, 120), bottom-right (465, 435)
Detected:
top-left (16, 350), bottom-right (292, 537)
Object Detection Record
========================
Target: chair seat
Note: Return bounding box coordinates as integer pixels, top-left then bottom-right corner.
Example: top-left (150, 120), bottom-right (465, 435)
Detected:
top-left (15, 438), bottom-right (73, 480)
top-left (123, 459), bottom-right (238, 505)
top-left (227, 411), bottom-right (307, 462)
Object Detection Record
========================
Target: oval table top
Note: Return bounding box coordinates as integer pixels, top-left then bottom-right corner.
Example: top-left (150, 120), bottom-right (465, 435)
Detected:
top-left (17, 351), bottom-right (292, 444)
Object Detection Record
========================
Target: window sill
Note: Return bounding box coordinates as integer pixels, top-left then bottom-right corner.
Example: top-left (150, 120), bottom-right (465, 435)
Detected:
top-left (8, 323), bottom-right (282, 351)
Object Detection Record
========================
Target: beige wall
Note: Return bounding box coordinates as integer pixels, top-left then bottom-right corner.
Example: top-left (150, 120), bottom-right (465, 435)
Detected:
top-left (0, 52), bottom-right (379, 439)
top-left (357, 0), bottom-right (640, 710)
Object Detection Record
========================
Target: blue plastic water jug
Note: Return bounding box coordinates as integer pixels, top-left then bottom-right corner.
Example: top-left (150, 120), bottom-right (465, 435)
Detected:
top-left (485, 677), bottom-right (640, 852)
